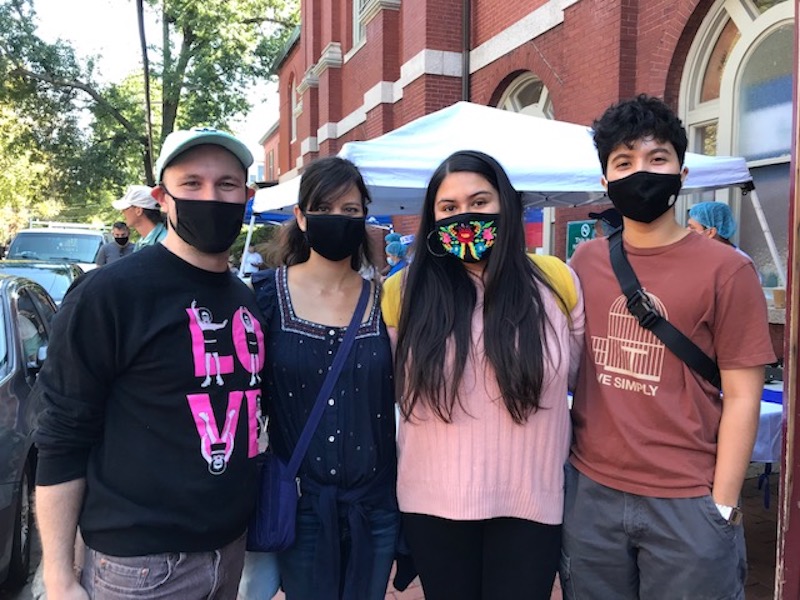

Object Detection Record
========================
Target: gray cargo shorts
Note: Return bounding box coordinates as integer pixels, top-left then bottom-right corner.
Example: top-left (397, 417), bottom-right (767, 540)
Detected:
top-left (560, 462), bottom-right (746, 600)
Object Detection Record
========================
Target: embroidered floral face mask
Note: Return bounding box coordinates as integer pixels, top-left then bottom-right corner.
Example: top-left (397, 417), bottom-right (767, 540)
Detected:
top-left (432, 212), bottom-right (499, 263)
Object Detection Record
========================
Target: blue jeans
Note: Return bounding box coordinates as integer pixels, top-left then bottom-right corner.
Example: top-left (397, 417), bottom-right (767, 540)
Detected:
top-left (238, 551), bottom-right (280, 600)
top-left (80, 533), bottom-right (246, 599)
top-left (278, 505), bottom-right (399, 600)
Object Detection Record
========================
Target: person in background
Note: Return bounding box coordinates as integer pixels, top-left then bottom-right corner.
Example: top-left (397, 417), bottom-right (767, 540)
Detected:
top-left (18, 312), bottom-right (43, 363)
top-left (112, 184), bottom-right (168, 249)
top-left (95, 222), bottom-right (134, 266)
top-left (34, 127), bottom-right (264, 599)
top-left (588, 207), bottom-right (623, 239)
top-left (242, 156), bottom-right (399, 600)
top-left (241, 244), bottom-right (265, 277)
top-left (687, 201), bottom-right (751, 259)
top-left (228, 256), bottom-right (240, 276)
top-left (562, 94), bottom-right (775, 599)
top-left (384, 232), bottom-right (408, 277)
top-left (383, 150), bottom-right (584, 600)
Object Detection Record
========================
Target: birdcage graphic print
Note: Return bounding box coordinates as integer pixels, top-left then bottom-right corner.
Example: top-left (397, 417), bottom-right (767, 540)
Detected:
top-left (591, 293), bottom-right (666, 382)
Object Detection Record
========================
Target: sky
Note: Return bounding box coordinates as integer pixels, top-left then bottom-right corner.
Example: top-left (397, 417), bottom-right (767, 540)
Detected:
top-left (31, 0), bottom-right (279, 161)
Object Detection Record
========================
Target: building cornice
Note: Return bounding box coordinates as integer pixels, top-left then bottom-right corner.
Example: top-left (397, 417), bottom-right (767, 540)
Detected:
top-left (258, 120), bottom-right (280, 145)
top-left (296, 69), bottom-right (319, 95)
top-left (311, 42), bottom-right (344, 78)
top-left (361, 0), bottom-right (401, 27)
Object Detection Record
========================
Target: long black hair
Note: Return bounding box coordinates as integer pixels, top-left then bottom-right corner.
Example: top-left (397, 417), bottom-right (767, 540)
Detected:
top-left (274, 156), bottom-right (373, 269)
top-left (395, 150), bottom-right (565, 424)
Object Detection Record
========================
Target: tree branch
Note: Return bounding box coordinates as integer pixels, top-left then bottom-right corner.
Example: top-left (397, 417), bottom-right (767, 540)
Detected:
top-left (240, 16), bottom-right (296, 27)
top-left (161, 26), bottom-right (195, 140)
top-left (8, 66), bottom-right (144, 142)
top-left (137, 0), bottom-right (155, 184)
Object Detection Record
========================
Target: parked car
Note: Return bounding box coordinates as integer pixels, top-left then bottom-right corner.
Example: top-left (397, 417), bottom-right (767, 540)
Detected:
top-left (6, 223), bottom-right (109, 272)
top-left (0, 261), bottom-right (84, 306)
top-left (0, 276), bottom-right (57, 589)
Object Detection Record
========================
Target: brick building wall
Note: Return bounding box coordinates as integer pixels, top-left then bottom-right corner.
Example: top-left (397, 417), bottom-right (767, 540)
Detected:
top-left (274, 0), bottom-right (715, 236)
top-left (473, 0), bottom-right (550, 46)
top-left (260, 129), bottom-right (280, 182)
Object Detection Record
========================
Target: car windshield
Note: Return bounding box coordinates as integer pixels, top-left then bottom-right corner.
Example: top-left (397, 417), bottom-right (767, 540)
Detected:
top-left (8, 232), bottom-right (102, 263)
top-left (0, 266), bottom-right (72, 303)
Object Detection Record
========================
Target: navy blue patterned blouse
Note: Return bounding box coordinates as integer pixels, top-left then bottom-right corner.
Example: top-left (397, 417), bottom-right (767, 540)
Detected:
top-left (253, 267), bottom-right (396, 489)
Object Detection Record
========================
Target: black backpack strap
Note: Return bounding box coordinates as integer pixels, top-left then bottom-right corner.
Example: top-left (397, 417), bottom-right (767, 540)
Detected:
top-left (607, 229), bottom-right (722, 389)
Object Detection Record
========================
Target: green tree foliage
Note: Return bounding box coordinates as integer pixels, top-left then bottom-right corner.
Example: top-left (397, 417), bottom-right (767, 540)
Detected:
top-left (231, 223), bottom-right (278, 266)
top-left (0, 105), bottom-right (65, 242)
top-left (0, 0), bottom-right (298, 224)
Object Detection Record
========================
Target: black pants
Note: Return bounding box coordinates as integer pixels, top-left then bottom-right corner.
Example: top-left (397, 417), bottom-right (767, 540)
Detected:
top-left (402, 513), bottom-right (561, 600)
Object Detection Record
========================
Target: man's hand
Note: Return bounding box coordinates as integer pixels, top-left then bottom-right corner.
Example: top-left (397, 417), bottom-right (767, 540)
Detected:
top-left (36, 479), bottom-right (87, 600)
top-left (42, 575), bottom-right (89, 600)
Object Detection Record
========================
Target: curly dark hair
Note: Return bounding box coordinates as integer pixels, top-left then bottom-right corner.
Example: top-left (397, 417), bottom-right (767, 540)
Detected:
top-left (593, 94), bottom-right (688, 175)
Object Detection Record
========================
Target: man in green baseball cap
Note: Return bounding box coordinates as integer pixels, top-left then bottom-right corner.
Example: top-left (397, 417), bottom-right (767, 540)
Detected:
top-left (35, 127), bottom-right (266, 599)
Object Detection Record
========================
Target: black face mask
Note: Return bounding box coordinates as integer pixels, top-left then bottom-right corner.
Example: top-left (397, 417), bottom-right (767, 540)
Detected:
top-left (163, 186), bottom-right (245, 254)
top-left (303, 213), bottom-right (366, 262)
top-left (606, 171), bottom-right (683, 224)
top-left (114, 237), bottom-right (129, 246)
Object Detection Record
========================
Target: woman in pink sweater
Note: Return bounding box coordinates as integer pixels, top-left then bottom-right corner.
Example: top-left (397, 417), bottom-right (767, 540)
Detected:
top-left (382, 150), bottom-right (584, 599)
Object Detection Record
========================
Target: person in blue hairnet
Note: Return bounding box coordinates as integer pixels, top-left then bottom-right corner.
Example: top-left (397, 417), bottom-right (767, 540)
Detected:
top-left (686, 201), bottom-right (752, 261)
top-left (384, 233), bottom-right (409, 277)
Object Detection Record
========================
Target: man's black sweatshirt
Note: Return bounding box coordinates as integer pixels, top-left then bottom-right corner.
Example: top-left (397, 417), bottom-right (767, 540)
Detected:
top-left (34, 244), bottom-right (267, 556)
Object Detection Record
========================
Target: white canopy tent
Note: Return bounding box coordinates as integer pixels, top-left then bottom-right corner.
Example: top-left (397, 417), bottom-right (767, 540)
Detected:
top-left (252, 102), bottom-right (782, 282)
top-left (254, 102), bottom-right (753, 213)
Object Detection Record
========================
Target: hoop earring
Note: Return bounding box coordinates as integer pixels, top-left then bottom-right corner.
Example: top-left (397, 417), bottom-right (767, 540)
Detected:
top-left (426, 230), bottom-right (448, 258)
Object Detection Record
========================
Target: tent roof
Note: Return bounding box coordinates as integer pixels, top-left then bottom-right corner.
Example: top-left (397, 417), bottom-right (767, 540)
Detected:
top-left (254, 101), bottom-right (753, 215)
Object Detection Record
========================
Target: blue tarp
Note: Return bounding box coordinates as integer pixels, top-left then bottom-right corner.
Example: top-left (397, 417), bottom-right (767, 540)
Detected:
top-left (246, 198), bottom-right (393, 226)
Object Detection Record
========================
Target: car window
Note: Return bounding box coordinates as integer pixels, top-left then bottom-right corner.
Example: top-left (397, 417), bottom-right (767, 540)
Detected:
top-left (0, 301), bottom-right (9, 378)
top-left (17, 289), bottom-right (49, 363)
top-left (0, 266), bottom-right (71, 304)
top-left (8, 232), bottom-right (103, 263)
top-left (29, 285), bottom-right (57, 328)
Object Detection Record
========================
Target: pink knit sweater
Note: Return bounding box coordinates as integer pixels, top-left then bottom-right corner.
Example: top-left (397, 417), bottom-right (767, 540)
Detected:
top-left (390, 272), bottom-right (584, 525)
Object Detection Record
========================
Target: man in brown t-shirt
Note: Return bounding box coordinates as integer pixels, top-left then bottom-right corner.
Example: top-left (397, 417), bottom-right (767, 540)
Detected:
top-left (561, 95), bottom-right (775, 599)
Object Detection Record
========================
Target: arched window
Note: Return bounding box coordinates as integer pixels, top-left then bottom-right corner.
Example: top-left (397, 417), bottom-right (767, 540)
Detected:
top-left (290, 80), bottom-right (299, 143)
top-left (498, 73), bottom-right (554, 119)
top-left (680, 0), bottom-right (792, 285)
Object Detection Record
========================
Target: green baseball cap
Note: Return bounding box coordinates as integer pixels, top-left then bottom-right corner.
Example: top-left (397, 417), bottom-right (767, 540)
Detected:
top-left (155, 127), bottom-right (254, 183)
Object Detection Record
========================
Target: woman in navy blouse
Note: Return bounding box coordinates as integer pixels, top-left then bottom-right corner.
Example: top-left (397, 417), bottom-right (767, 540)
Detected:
top-left (248, 157), bottom-right (398, 600)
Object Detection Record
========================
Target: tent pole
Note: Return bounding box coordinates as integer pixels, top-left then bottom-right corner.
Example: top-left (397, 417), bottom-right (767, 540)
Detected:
top-left (749, 188), bottom-right (786, 287)
top-left (542, 207), bottom-right (555, 256)
top-left (239, 214), bottom-right (257, 278)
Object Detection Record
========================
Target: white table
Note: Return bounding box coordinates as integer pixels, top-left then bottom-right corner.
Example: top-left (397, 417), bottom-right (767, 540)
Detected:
top-left (753, 400), bottom-right (782, 464)
top-left (751, 382), bottom-right (783, 508)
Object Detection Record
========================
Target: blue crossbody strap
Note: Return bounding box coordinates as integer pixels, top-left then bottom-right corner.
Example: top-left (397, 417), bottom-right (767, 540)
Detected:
top-left (285, 279), bottom-right (371, 478)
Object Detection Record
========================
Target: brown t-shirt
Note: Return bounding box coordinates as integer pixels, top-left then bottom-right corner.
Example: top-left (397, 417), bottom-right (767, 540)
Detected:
top-left (570, 232), bottom-right (775, 497)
